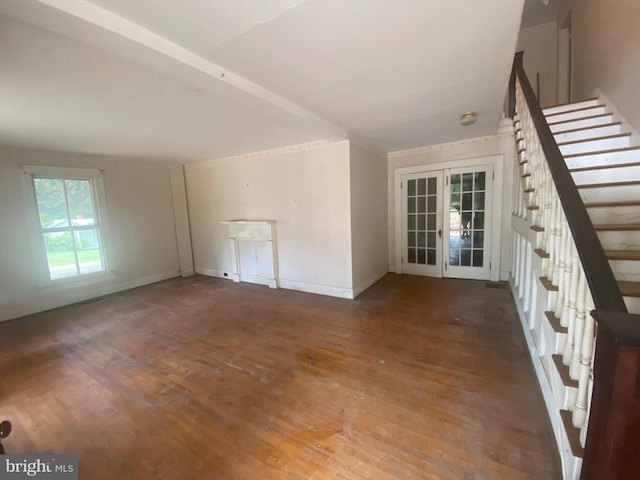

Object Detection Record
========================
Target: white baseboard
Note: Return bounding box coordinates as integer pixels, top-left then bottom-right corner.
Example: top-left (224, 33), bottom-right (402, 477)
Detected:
top-left (196, 267), bottom-right (353, 299)
top-left (352, 269), bottom-right (388, 298)
top-left (194, 267), bottom-right (238, 282)
top-left (277, 279), bottom-right (354, 299)
top-left (0, 270), bottom-right (179, 323)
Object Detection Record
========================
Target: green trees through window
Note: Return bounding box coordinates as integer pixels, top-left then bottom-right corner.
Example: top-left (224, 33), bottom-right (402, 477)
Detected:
top-left (32, 176), bottom-right (105, 280)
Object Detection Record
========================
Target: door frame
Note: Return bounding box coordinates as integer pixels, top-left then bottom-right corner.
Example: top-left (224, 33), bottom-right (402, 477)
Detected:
top-left (393, 154), bottom-right (504, 281)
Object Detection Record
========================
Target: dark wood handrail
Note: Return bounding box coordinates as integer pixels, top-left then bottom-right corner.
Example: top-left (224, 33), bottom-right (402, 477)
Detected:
top-left (510, 52), bottom-right (627, 312)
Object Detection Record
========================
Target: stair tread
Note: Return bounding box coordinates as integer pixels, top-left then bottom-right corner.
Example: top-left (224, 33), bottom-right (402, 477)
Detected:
top-left (559, 410), bottom-right (585, 459)
top-left (543, 97), bottom-right (599, 111)
top-left (585, 200), bottom-right (640, 208)
top-left (545, 311), bottom-right (567, 334)
top-left (619, 281), bottom-right (640, 297)
top-left (606, 250), bottom-right (640, 261)
top-left (540, 276), bottom-right (558, 292)
top-left (570, 161), bottom-right (640, 173)
top-left (552, 354), bottom-right (579, 387)
top-left (564, 146), bottom-right (640, 159)
top-left (545, 105), bottom-right (606, 119)
top-left (553, 122), bottom-right (621, 135)
top-left (535, 248), bottom-right (549, 259)
top-left (548, 113), bottom-right (613, 127)
top-left (594, 223), bottom-right (640, 231)
top-left (577, 180), bottom-right (640, 189)
top-left (557, 133), bottom-right (631, 146)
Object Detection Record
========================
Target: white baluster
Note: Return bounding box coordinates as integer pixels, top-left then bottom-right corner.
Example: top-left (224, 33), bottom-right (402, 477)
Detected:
top-left (571, 269), bottom-right (587, 379)
top-left (574, 293), bottom-right (595, 427)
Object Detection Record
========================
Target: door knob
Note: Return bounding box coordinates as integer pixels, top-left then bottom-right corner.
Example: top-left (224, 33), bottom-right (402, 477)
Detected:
top-left (438, 229), bottom-right (442, 238)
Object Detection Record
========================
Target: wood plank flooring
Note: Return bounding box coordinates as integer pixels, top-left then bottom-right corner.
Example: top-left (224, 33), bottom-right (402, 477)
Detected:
top-left (0, 274), bottom-right (561, 479)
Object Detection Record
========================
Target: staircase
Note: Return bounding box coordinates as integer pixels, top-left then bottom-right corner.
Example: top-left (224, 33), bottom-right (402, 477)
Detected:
top-left (543, 99), bottom-right (640, 314)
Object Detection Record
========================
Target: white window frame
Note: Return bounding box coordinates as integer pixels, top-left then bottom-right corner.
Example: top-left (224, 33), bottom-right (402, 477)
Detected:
top-left (22, 165), bottom-right (114, 287)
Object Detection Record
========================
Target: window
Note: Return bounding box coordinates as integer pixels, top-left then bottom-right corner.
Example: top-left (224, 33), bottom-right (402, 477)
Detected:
top-left (24, 166), bottom-right (111, 283)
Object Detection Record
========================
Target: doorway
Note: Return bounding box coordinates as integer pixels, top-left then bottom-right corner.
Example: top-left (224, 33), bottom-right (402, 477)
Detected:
top-left (399, 163), bottom-right (494, 280)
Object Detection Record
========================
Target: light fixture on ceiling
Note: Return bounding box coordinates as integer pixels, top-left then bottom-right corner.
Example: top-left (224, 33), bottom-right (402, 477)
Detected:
top-left (460, 112), bottom-right (477, 126)
top-left (539, 0), bottom-right (550, 6)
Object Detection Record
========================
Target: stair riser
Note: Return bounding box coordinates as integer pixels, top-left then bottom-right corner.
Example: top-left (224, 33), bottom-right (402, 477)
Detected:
top-left (559, 136), bottom-right (631, 156)
top-left (554, 124), bottom-right (622, 143)
top-left (542, 315), bottom-right (567, 355)
top-left (549, 115), bottom-right (615, 133)
top-left (609, 260), bottom-right (640, 282)
top-left (545, 106), bottom-right (607, 124)
top-left (543, 355), bottom-right (578, 411)
top-left (543, 99), bottom-right (601, 116)
top-left (597, 230), bottom-right (640, 250)
top-left (579, 185), bottom-right (640, 203)
top-left (572, 165), bottom-right (640, 185)
top-left (565, 149), bottom-right (640, 169)
top-left (624, 296), bottom-right (640, 314)
top-left (587, 206), bottom-right (640, 225)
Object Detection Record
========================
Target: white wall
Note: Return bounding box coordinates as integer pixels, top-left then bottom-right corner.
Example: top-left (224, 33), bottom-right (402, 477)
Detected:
top-left (387, 133), bottom-right (515, 281)
top-left (570, 0), bottom-right (640, 134)
top-left (185, 140), bottom-right (355, 298)
top-left (517, 21), bottom-right (558, 108)
top-left (0, 145), bottom-right (181, 322)
top-left (349, 142), bottom-right (388, 297)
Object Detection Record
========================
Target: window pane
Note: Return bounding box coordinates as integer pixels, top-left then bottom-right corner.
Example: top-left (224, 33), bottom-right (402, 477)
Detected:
top-left (76, 229), bottom-right (104, 274)
top-left (461, 249), bottom-right (472, 266)
top-left (417, 178), bottom-right (426, 195)
top-left (461, 193), bottom-right (472, 210)
top-left (417, 248), bottom-right (426, 264)
top-left (407, 179), bottom-right (416, 196)
top-left (473, 250), bottom-right (484, 267)
top-left (427, 177), bottom-right (436, 194)
top-left (408, 215), bottom-right (416, 230)
top-left (417, 215), bottom-right (426, 230)
top-left (427, 196), bottom-right (436, 213)
top-left (66, 179), bottom-right (96, 226)
top-left (408, 248), bottom-right (416, 263)
top-left (408, 197), bottom-right (416, 214)
top-left (462, 173), bottom-right (473, 191)
top-left (427, 214), bottom-right (436, 230)
top-left (475, 172), bottom-right (486, 191)
top-left (427, 249), bottom-right (436, 265)
top-left (44, 231), bottom-right (78, 280)
top-left (417, 232), bottom-right (426, 248)
top-left (34, 178), bottom-right (68, 229)
top-left (417, 196), bottom-right (426, 213)
top-left (408, 232), bottom-right (416, 247)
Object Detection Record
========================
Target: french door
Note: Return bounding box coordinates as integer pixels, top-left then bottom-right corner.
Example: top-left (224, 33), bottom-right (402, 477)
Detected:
top-left (401, 165), bottom-right (493, 280)
top-left (401, 171), bottom-right (443, 277)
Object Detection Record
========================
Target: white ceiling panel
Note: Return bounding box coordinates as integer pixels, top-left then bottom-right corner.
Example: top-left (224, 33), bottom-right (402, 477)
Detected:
top-left (0, 0), bottom-right (525, 161)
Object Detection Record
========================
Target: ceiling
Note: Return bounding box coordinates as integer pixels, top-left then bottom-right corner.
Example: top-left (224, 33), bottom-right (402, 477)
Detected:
top-left (0, 0), bottom-right (525, 162)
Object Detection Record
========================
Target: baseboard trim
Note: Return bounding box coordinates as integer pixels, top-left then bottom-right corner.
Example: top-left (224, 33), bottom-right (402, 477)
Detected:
top-left (195, 267), bottom-right (238, 282)
top-left (0, 270), bottom-right (179, 323)
top-left (196, 267), bottom-right (353, 299)
top-left (277, 279), bottom-right (353, 299)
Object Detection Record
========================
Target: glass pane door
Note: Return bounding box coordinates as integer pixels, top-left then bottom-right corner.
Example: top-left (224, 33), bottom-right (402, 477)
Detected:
top-left (402, 171), bottom-right (442, 277)
top-left (444, 165), bottom-right (492, 280)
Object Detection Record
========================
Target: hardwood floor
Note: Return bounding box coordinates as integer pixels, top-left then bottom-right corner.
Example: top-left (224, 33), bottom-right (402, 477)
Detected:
top-left (0, 274), bottom-right (561, 479)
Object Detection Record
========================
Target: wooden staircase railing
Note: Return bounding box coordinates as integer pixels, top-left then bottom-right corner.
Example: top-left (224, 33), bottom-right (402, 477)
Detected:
top-left (509, 51), bottom-right (640, 479)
